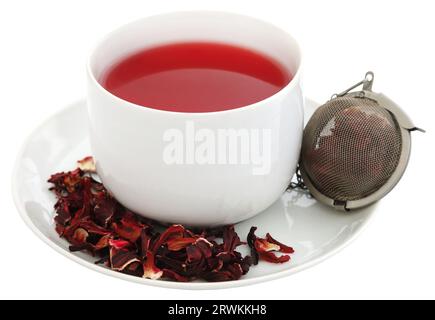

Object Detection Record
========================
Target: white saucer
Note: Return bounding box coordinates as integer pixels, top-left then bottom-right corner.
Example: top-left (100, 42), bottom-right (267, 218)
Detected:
top-left (12, 99), bottom-right (376, 290)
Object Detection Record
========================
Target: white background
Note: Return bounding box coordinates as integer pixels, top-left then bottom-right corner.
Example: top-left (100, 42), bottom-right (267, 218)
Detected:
top-left (1, 0), bottom-right (434, 299)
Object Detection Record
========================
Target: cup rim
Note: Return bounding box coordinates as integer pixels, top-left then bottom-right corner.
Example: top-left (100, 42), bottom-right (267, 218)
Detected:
top-left (86, 10), bottom-right (303, 116)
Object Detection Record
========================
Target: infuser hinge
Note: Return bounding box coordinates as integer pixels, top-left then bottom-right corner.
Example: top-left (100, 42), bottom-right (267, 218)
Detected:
top-left (333, 200), bottom-right (349, 211)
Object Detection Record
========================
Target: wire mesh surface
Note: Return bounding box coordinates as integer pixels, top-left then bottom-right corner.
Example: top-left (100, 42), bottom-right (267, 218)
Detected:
top-left (300, 96), bottom-right (402, 201)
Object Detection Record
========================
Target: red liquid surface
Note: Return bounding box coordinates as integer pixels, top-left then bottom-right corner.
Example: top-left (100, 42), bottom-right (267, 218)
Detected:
top-left (102, 42), bottom-right (291, 112)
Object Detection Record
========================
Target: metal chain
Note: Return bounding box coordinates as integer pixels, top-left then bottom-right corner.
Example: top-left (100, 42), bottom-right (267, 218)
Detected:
top-left (288, 165), bottom-right (308, 191)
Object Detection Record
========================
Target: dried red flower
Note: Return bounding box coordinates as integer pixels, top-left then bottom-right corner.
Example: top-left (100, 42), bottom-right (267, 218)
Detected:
top-left (152, 224), bottom-right (185, 252)
top-left (143, 251), bottom-right (163, 280)
top-left (166, 237), bottom-right (197, 251)
top-left (77, 156), bottom-right (96, 173)
top-left (93, 198), bottom-right (116, 228)
top-left (72, 227), bottom-right (88, 244)
top-left (106, 238), bottom-right (140, 272)
top-left (48, 157), bottom-right (295, 282)
top-left (162, 269), bottom-right (189, 282)
top-left (222, 225), bottom-right (244, 253)
top-left (247, 226), bottom-right (294, 264)
top-left (112, 215), bottom-right (144, 243)
top-left (247, 226), bottom-right (260, 265)
top-left (266, 233), bottom-right (295, 254)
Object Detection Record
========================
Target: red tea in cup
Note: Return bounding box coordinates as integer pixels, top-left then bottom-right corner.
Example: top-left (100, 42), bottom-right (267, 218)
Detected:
top-left (101, 42), bottom-right (292, 112)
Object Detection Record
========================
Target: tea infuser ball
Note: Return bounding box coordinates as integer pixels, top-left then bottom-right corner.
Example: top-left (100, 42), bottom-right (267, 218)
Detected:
top-left (299, 72), bottom-right (424, 211)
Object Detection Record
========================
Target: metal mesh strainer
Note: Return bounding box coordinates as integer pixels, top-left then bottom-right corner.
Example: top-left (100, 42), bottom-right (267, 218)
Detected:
top-left (299, 72), bottom-right (423, 211)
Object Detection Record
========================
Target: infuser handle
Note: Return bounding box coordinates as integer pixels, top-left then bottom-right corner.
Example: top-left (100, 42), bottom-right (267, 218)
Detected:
top-left (331, 71), bottom-right (374, 99)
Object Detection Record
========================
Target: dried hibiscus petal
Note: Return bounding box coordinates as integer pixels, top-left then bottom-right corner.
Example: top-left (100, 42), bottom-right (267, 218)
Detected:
top-left (48, 159), bottom-right (295, 283)
top-left (216, 251), bottom-right (233, 263)
top-left (109, 239), bottom-right (130, 250)
top-left (53, 199), bottom-right (71, 231)
top-left (109, 240), bottom-right (140, 271)
top-left (93, 198), bottom-right (115, 228)
top-left (77, 156), bottom-right (96, 173)
top-left (152, 224), bottom-right (185, 252)
top-left (184, 237), bottom-right (214, 265)
top-left (143, 251), bottom-right (163, 280)
top-left (223, 225), bottom-right (243, 252)
top-left (206, 257), bottom-right (224, 272)
top-left (255, 238), bottom-right (280, 252)
top-left (258, 251), bottom-right (291, 263)
top-left (186, 244), bottom-right (204, 263)
top-left (72, 227), bottom-right (89, 244)
top-left (139, 228), bottom-right (152, 258)
top-left (121, 261), bottom-right (143, 277)
top-left (78, 220), bottom-right (111, 236)
top-left (247, 226), bottom-right (294, 265)
top-left (247, 226), bottom-right (259, 265)
top-left (48, 168), bottom-right (82, 191)
top-left (95, 234), bottom-right (111, 250)
top-left (112, 215), bottom-right (144, 243)
top-left (226, 263), bottom-right (244, 280)
top-left (63, 168), bottom-right (82, 193)
top-left (202, 271), bottom-right (234, 282)
top-left (240, 256), bottom-right (253, 275)
top-left (166, 237), bottom-right (196, 251)
top-left (62, 218), bottom-right (109, 254)
top-left (156, 255), bottom-right (187, 275)
top-left (162, 269), bottom-right (189, 282)
top-left (111, 250), bottom-right (141, 271)
top-left (195, 238), bottom-right (213, 258)
top-left (266, 233), bottom-right (295, 254)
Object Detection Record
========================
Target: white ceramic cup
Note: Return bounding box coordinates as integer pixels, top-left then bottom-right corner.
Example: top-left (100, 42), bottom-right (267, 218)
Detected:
top-left (87, 11), bottom-right (304, 226)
